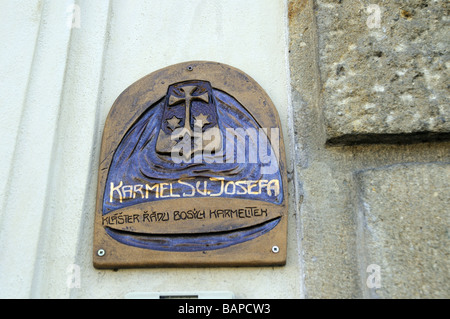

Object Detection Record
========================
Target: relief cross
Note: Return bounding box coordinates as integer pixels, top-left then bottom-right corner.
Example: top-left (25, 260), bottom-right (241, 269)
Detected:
top-left (169, 85), bottom-right (209, 133)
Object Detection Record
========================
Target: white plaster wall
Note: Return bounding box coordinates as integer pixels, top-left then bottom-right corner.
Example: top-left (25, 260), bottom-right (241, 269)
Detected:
top-left (0, 0), bottom-right (300, 298)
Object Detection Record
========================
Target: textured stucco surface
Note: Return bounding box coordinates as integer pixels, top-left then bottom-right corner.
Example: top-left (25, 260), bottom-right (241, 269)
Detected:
top-left (0, 0), bottom-right (300, 298)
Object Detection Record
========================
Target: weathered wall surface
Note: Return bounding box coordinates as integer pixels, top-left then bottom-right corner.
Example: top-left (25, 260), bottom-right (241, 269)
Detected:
top-left (317, 0), bottom-right (450, 144)
top-left (356, 163), bottom-right (449, 298)
top-left (0, 0), bottom-right (300, 299)
top-left (288, 0), bottom-right (449, 298)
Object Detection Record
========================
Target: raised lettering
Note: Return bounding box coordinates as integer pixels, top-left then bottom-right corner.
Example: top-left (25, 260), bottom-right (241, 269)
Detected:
top-left (109, 181), bottom-right (123, 203)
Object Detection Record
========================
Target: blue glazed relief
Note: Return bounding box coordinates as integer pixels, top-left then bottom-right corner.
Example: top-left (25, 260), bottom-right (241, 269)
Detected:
top-left (105, 218), bottom-right (281, 252)
top-left (104, 81), bottom-right (283, 214)
top-left (102, 80), bottom-right (283, 251)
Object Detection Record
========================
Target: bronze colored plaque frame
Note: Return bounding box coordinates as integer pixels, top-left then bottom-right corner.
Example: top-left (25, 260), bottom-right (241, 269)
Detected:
top-left (93, 61), bottom-right (288, 268)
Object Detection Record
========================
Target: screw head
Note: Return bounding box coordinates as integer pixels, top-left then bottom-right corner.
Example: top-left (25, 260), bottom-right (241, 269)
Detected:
top-left (97, 249), bottom-right (105, 257)
top-left (272, 246), bottom-right (280, 254)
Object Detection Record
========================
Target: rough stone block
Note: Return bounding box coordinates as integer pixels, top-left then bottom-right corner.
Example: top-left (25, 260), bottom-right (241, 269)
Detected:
top-left (316, 0), bottom-right (450, 144)
top-left (356, 163), bottom-right (449, 298)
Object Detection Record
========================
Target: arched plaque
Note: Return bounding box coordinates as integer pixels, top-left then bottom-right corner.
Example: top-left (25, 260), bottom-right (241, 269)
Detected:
top-left (93, 61), bottom-right (287, 268)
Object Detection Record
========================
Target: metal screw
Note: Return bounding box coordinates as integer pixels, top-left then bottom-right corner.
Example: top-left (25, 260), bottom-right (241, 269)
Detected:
top-left (97, 249), bottom-right (105, 257)
top-left (272, 246), bottom-right (280, 254)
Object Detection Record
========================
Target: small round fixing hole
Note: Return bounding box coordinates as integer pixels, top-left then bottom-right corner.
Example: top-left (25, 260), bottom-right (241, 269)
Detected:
top-left (272, 246), bottom-right (280, 254)
top-left (97, 249), bottom-right (106, 257)
top-left (187, 66), bottom-right (193, 71)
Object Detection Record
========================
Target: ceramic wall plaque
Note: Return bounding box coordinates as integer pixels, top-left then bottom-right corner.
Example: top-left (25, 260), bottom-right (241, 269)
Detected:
top-left (93, 61), bottom-right (287, 268)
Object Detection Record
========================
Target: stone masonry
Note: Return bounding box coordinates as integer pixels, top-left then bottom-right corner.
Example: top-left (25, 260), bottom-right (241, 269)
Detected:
top-left (317, 0), bottom-right (449, 144)
top-left (288, 0), bottom-right (449, 298)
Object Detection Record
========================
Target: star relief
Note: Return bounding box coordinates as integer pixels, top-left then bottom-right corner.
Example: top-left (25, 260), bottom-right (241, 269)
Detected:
top-left (194, 113), bottom-right (210, 128)
top-left (166, 115), bottom-right (181, 131)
